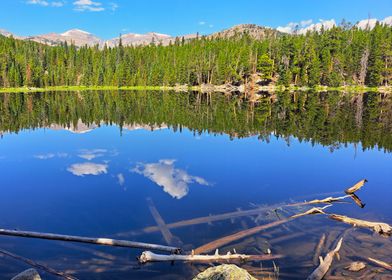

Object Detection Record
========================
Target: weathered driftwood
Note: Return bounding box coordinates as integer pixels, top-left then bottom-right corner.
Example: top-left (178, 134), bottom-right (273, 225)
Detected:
top-left (146, 197), bottom-right (183, 247)
top-left (313, 234), bottom-right (326, 265)
top-left (348, 193), bottom-right (366, 208)
top-left (138, 250), bottom-right (284, 264)
top-left (344, 179), bottom-right (368, 194)
top-left (307, 238), bottom-right (343, 280)
top-left (194, 206), bottom-right (328, 254)
top-left (367, 257), bottom-right (392, 270)
top-left (306, 196), bottom-right (349, 205)
top-left (0, 248), bottom-right (77, 280)
top-left (0, 228), bottom-right (180, 253)
top-left (328, 214), bottom-right (392, 237)
top-left (290, 206), bottom-right (331, 219)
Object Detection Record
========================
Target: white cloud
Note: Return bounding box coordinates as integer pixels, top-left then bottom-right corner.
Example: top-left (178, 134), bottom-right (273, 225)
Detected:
top-left (78, 149), bottom-right (107, 160)
top-left (34, 153), bottom-right (55, 160)
top-left (27, 0), bottom-right (49, 6)
top-left (357, 16), bottom-right (392, 30)
top-left (298, 19), bottom-right (336, 34)
top-left (109, 2), bottom-right (118, 11)
top-left (277, 19), bottom-right (336, 34)
top-left (199, 21), bottom-right (206, 25)
top-left (277, 19), bottom-right (312, 34)
top-left (117, 173), bottom-right (125, 186)
top-left (73, 0), bottom-right (104, 11)
top-left (34, 152), bottom-right (68, 160)
top-left (67, 162), bottom-right (108, 176)
top-left (382, 16), bottom-right (392, 26)
top-left (132, 159), bottom-right (210, 199)
top-left (27, 0), bottom-right (65, 7)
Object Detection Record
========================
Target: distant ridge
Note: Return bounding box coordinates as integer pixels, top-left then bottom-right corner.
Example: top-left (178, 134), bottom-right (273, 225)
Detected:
top-left (1, 17), bottom-right (392, 48)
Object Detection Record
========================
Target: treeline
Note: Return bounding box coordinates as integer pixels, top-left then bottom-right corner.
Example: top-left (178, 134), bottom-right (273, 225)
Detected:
top-left (1, 91), bottom-right (391, 152)
top-left (0, 23), bottom-right (391, 88)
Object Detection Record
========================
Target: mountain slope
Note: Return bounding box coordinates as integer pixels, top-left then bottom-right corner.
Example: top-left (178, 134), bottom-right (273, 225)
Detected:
top-left (208, 24), bottom-right (281, 40)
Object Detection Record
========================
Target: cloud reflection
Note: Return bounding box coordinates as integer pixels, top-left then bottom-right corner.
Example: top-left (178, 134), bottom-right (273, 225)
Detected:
top-left (132, 159), bottom-right (210, 199)
top-left (78, 149), bottom-right (107, 160)
top-left (67, 162), bottom-right (108, 176)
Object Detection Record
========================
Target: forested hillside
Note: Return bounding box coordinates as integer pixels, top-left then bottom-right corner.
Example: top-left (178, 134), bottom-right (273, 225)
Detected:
top-left (0, 23), bottom-right (391, 88)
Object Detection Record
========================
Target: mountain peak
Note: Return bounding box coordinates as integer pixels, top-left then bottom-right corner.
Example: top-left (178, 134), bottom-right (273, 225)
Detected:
top-left (61, 29), bottom-right (92, 37)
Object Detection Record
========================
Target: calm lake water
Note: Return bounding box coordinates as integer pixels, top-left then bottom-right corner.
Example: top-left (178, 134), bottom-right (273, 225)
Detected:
top-left (0, 90), bottom-right (391, 279)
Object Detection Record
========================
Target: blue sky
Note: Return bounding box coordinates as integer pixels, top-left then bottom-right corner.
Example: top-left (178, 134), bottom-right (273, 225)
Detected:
top-left (0, 0), bottom-right (391, 39)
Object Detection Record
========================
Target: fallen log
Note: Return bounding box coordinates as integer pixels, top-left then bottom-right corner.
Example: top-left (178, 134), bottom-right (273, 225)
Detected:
top-left (138, 250), bottom-right (284, 264)
top-left (194, 206), bottom-right (328, 254)
top-left (312, 234), bottom-right (326, 265)
top-left (118, 192), bottom-right (344, 237)
top-left (344, 179), bottom-right (367, 195)
top-left (367, 257), bottom-right (392, 270)
top-left (328, 214), bottom-right (392, 237)
top-left (194, 218), bottom-right (291, 254)
top-left (146, 197), bottom-right (183, 247)
top-left (0, 228), bottom-right (180, 253)
top-left (0, 248), bottom-right (77, 280)
top-left (307, 238), bottom-right (343, 280)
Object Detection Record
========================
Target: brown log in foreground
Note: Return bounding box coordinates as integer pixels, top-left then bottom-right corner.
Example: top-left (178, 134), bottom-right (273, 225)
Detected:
top-left (138, 250), bottom-right (284, 264)
top-left (328, 214), bottom-right (392, 237)
top-left (0, 228), bottom-right (180, 253)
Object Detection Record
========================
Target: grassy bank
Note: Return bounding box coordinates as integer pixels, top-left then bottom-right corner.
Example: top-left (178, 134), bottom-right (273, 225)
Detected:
top-left (0, 84), bottom-right (390, 94)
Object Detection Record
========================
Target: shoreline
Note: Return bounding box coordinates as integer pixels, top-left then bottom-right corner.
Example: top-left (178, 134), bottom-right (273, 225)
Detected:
top-left (0, 84), bottom-right (390, 94)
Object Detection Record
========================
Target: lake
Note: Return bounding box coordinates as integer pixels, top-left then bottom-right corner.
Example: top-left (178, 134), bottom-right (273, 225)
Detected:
top-left (0, 90), bottom-right (391, 279)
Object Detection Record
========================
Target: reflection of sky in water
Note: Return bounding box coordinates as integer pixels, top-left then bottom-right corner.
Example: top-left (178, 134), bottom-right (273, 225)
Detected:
top-left (132, 159), bottom-right (210, 199)
top-left (67, 162), bottom-right (109, 176)
top-left (0, 124), bottom-right (391, 279)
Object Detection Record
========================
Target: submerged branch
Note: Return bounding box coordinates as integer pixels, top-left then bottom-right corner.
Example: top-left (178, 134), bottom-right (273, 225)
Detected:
top-left (367, 257), bottom-right (392, 270)
top-left (0, 248), bottom-right (78, 280)
top-left (307, 238), bottom-right (343, 280)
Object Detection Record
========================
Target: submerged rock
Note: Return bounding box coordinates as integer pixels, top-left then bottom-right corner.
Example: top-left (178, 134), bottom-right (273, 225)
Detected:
top-left (193, 264), bottom-right (256, 280)
top-left (345, 261), bottom-right (366, 272)
top-left (11, 269), bottom-right (41, 280)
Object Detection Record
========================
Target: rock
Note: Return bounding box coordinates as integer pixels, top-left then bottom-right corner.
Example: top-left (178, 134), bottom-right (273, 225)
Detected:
top-left (345, 261), bottom-right (366, 272)
top-left (11, 269), bottom-right (41, 280)
top-left (193, 264), bottom-right (256, 280)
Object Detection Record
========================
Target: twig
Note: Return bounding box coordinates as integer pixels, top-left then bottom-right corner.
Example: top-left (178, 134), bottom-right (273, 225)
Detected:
top-left (290, 205), bottom-right (331, 219)
top-left (0, 228), bottom-right (180, 253)
top-left (307, 238), bottom-right (343, 280)
top-left (138, 249), bottom-right (284, 264)
top-left (0, 248), bottom-right (78, 280)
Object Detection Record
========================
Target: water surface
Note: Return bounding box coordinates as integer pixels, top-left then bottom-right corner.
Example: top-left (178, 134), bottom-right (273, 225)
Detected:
top-left (0, 91), bottom-right (391, 279)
